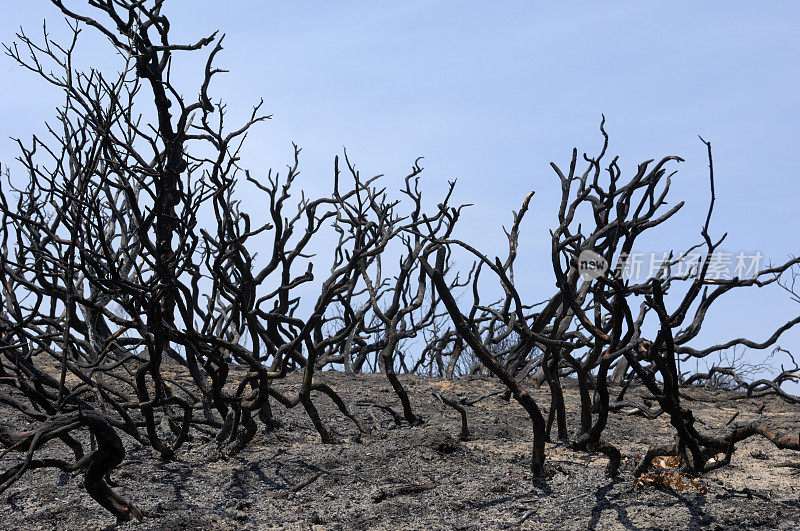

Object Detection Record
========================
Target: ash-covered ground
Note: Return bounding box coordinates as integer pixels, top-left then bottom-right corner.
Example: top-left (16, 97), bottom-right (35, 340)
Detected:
top-left (2, 372), bottom-right (799, 530)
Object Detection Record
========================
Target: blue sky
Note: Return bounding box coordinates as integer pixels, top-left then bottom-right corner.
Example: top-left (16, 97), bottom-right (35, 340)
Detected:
top-left (2, 1), bottom-right (799, 383)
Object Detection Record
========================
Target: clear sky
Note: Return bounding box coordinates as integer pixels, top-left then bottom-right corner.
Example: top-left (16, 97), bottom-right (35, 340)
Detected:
top-left (2, 1), bottom-right (799, 385)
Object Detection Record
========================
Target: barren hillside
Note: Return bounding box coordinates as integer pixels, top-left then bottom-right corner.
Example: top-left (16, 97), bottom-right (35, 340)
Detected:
top-left (2, 372), bottom-right (799, 530)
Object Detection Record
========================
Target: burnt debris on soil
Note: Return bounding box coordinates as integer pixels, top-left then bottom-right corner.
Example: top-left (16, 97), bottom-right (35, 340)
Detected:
top-left (2, 371), bottom-right (799, 530)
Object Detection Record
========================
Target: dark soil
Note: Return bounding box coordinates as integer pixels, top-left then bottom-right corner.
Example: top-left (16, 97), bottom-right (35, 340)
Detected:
top-left (2, 372), bottom-right (799, 530)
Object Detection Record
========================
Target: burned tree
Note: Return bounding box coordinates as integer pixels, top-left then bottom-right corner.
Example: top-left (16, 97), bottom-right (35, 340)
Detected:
top-left (0, 0), bottom-right (453, 517)
top-left (424, 119), bottom-right (800, 477)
